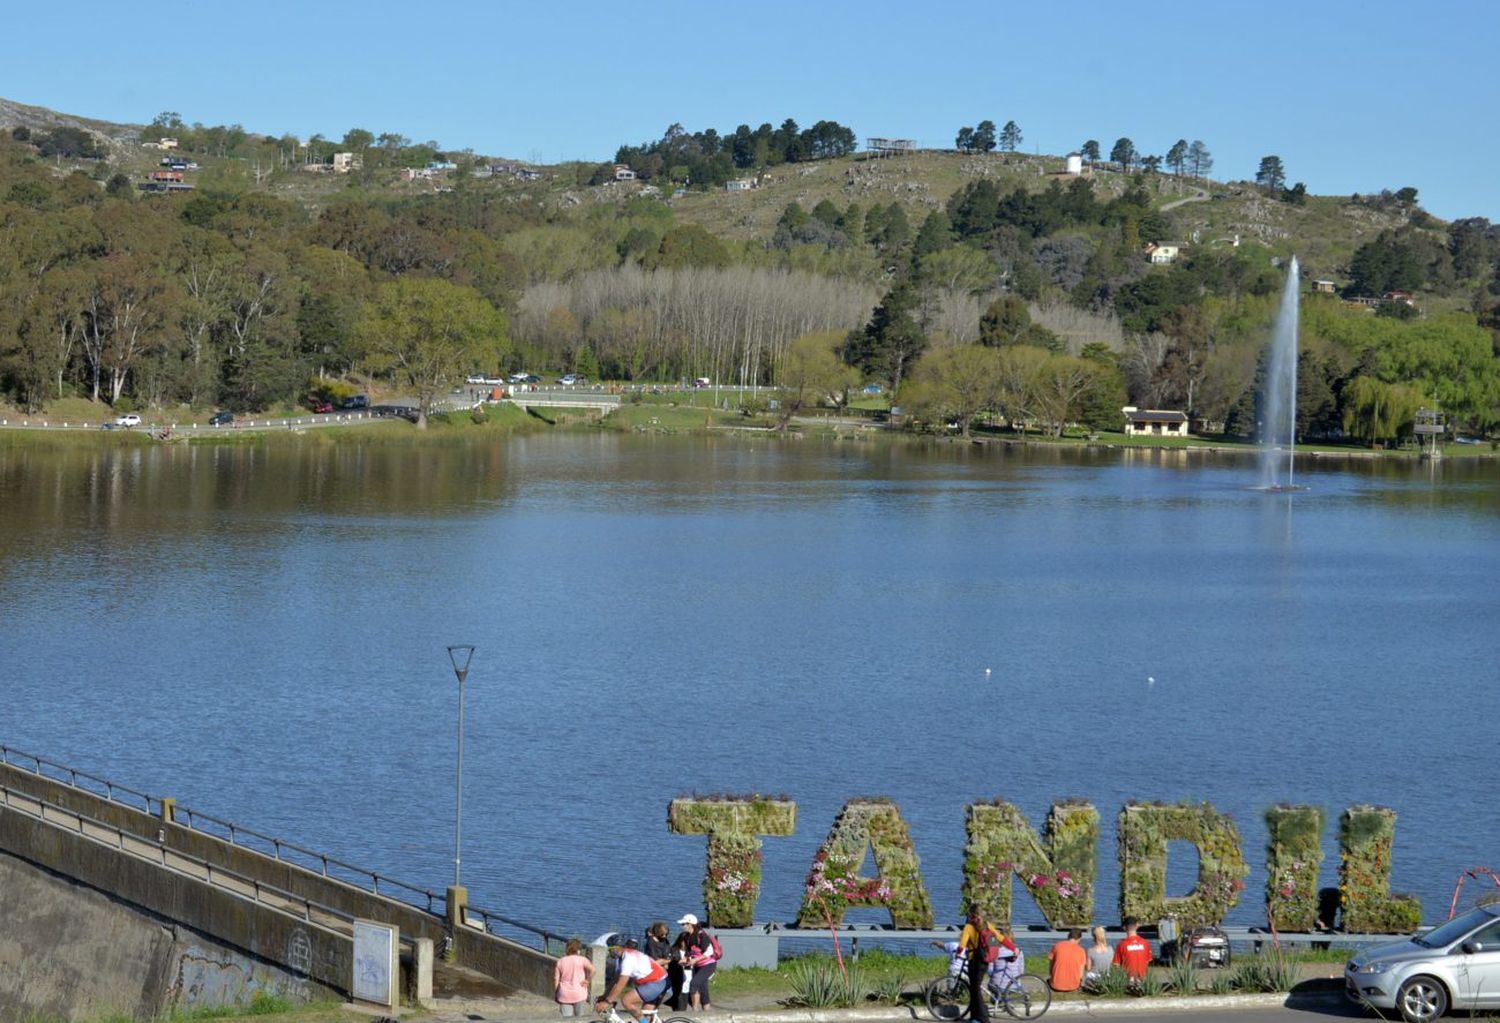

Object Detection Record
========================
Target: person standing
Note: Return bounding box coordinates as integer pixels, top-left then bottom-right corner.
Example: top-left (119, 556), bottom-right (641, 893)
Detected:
top-left (1112, 917), bottom-right (1153, 982)
top-left (554, 938), bottom-right (595, 1016)
top-left (644, 922), bottom-right (680, 1008)
top-left (678, 913), bottom-right (718, 1011)
top-left (959, 905), bottom-right (999, 1023)
top-left (1047, 928), bottom-right (1088, 992)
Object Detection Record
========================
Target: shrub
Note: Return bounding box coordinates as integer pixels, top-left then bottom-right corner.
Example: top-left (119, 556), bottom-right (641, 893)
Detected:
top-left (1165, 955), bottom-right (1201, 995)
top-left (1230, 951), bottom-right (1296, 993)
top-left (1087, 965), bottom-right (1133, 998)
top-left (785, 958), bottom-right (867, 1007)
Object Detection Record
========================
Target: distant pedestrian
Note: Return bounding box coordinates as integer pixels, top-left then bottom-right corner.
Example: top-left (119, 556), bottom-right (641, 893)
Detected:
top-left (1047, 927), bottom-right (1088, 992)
top-left (554, 937), bottom-right (594, 1016)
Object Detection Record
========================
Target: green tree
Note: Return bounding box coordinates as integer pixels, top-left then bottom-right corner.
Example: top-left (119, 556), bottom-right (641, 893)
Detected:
top-left (1000, 120), bottom-right (1022, 153)
top-left (1187, 140), bottom-right (1213, 179)
top-left (1110, 137), bottom-right (1137, 172)
top-left (1166, 140), bottom-right (1188, 176)
top-left (845, 282), bottom-right (927, 395)
top-left (955, 126), bottom-right (975, 152)
top-left (913, 210), bottom-right (954, 261)
top-left (352, 277), bottom-right (508, 427)
top-left (775, 330), bottom-right (858, 430)
top-left (973, 120), bottom-right (997, 154)
top-left (979, 295), bottom-right (1032, 346)
top-left (1080, 140), bottom-right (1100, 165)
top-left (1341, 375), bottom-right (1425, 447)
top-left (1256, 155), bottom-right (1287, 193)
top-left (905, 344), bottom-right (1002, 436)
top-left (644, 225), bottom-right (731, 270)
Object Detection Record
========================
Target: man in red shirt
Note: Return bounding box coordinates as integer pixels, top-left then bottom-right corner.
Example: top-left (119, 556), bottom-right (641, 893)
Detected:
top-left (1047, 927), bottom-right (1088, 992)
top-left (1112, 917), bottom-right (1153, 980)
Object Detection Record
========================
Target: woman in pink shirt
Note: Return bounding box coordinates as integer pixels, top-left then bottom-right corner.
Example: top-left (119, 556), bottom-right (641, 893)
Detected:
top-left (555, 938), bottom-right (595, 1016)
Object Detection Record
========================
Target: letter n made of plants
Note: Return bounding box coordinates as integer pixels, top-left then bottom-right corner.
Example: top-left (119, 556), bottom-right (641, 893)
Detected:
top-left (796, 799), bottom-right (934, 929)
top-left (962, 799), bottom-right (1097, 929)
top-left (1339, 805), bottom-right (1421, 933)
top-left (1118, 801), bottom-right (1248, 929)
top-left (668, 796), bottom-right (797, 928)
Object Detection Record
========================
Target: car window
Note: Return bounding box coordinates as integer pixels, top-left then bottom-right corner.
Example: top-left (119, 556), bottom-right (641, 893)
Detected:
top-left (1420, 907), bottom-right (1497, 948)
top-left (1468, 920), bottom-right (1500, 951)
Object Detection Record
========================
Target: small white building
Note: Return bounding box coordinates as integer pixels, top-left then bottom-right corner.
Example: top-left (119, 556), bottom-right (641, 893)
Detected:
top-left (1065, 152), bottom-right (1083, 175)
top-left (1122, 407), bottom-right (1190, 437)
top-left (726, 178), bottom-right (755, 192)
top-left (613, 164), bottom-right (636, 181)
top-left (331, 152), bottom-right (360, 173)
top-left (159, 137), bottom-right (178, 150)
top-left (1144, 242), bottom-right (1183, 265)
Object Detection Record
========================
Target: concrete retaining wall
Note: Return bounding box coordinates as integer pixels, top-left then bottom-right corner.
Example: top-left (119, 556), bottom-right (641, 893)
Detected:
top-left (0, 839), bottom-right (341, 1020)
top-left (0, 761), bottom-right (555, 997)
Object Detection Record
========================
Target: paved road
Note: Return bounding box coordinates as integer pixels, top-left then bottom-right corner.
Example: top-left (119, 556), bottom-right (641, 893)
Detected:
top-left (1160, 189), bottom-right (1210, 212)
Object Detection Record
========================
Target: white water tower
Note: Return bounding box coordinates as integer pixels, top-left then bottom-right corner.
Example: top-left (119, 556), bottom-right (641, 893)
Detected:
top-left (1065, 152), bottom-right (1083, 175)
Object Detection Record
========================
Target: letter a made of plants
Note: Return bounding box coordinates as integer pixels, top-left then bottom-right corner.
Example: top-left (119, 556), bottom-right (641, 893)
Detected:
top-left (796, 798), bottom-right (934, 929)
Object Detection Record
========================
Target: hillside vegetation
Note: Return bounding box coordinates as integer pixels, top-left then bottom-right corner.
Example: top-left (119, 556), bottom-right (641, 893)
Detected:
top-left (1, 99), bottom-right (1497, 442)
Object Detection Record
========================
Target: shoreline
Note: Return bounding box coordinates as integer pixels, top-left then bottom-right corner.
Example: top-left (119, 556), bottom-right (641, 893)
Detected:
top-left (0, 404), bottom-right (1494, 463)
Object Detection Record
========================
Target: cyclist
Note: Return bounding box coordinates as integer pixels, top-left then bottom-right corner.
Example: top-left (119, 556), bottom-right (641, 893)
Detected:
top-left (595, 938), bottom-right (669, 1021)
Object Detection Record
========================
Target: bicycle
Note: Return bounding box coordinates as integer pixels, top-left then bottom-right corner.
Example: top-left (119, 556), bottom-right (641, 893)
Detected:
top-left (600, 1002), bottom-right (697, 1023)
top-left (925, 960), bottom-right (1052, 1021)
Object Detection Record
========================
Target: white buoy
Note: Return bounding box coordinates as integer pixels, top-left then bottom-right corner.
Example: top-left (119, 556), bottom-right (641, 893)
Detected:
top-left (985, 668), bottom-right (992, 676)
top-left (1147, 676), bottom-right (1155, 685)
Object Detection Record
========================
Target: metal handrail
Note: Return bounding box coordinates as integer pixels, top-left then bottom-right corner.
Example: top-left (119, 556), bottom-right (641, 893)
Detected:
top-left (1, 744), bottom-right (157, 814)
top-left (0, 742), bottom-right (558, 950)
top-left (175, 805), bottom-right (444, 912)
top-left (0, 781), bottom-right (362, 936)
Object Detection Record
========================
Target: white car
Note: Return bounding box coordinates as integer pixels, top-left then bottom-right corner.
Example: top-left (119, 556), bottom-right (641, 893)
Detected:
top-left (558, 374), bottom-right (588, 386)
top-left (113, 413), bottom-right (142, 428)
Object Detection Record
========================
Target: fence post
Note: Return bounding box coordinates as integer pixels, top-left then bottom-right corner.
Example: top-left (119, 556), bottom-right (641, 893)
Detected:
top-left (160, 797), bottom-right (177, 824)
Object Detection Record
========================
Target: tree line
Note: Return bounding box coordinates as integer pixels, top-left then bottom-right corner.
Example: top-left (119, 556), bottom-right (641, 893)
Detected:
top-left (610, 119), bottom-right (858, 187)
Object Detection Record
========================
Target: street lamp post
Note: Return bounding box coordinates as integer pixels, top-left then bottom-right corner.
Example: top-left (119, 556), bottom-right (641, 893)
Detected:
top-left (445, 645), bottom-right (475, 936)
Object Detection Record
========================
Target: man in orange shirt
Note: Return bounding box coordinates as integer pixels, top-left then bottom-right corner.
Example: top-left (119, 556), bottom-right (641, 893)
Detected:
top-left (1047, 927), bottom-right (1088, 992)
top-left (1112, 916), bottom-right (1154, 980)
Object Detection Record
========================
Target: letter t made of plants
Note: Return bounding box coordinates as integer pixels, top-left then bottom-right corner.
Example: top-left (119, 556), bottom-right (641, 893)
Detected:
top-left (668, 796), bottom-right (797, 929)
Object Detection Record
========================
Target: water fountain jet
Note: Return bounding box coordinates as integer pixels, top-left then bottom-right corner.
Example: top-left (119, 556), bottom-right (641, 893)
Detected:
top-left (1258, 256), bottom-right (1305, 491)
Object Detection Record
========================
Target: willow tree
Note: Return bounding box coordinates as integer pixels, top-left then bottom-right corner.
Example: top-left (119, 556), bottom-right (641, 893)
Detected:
top-left (353, 277), bottom-right (508, 427)
top-left (1341, 376), bottom-right (1426, 448)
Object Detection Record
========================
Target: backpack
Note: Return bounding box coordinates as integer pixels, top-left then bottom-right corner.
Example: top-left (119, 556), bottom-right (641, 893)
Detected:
top-left (980, 926), bottom-right (1002, 964)
top-left (706, 931), bottom-right (723, 960)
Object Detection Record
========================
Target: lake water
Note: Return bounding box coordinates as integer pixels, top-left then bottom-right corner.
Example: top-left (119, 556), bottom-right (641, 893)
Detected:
top-left (2, 434), bottom-right (1497, 939)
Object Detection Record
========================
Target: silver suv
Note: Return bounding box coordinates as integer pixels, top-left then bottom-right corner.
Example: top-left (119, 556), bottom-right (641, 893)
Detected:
top-left (1346, 904), bottom-right (1500, 1020)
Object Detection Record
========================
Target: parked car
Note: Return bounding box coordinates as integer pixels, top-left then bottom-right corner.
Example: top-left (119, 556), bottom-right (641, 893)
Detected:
top-left (113, 413), bottom-right (142, 428)
top-left (311, 400), bottom-right (333, 414)
top-left (340, 394), bottom-right (369, 410)
top-left (208, 410), bottom-right (234, 426)
top-left (558, 373), bottom-right (588, 386)
top-left (509, 372), bottom-right (540, 384)
top-left (692, 377), bottom-right (712, 388)
top-left (1345, 903), bottom-right (1500, 1020)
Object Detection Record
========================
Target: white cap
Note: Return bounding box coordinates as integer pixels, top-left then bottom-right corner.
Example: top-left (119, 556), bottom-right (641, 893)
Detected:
top-left (677, 913), bottom-right (700, 926)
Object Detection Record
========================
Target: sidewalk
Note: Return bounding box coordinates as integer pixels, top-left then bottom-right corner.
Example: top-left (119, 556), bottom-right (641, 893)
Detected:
top-left (416, 981), bottom-right (1347, 1023)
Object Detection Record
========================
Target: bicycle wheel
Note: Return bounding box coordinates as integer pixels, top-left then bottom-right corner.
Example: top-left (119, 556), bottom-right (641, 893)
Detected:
top-left (925, 974), bottom-right (970, 1021)
top-left (660, 1016), bottom-right (699, 1023)
top-left (1000, 974), bottom-right (1051, 1020)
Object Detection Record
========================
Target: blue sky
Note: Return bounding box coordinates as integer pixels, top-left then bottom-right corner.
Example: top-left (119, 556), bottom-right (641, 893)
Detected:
top-left (6, 0), bottom-right (1497, 219)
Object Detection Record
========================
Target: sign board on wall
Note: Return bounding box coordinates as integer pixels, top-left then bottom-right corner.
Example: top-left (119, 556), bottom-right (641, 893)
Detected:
top-left (353, 919), bottom-right (399, 1008)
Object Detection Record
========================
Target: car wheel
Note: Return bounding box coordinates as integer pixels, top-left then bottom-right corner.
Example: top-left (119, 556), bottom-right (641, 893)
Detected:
top-left (1396, 976), bottom-right (1447, 1022)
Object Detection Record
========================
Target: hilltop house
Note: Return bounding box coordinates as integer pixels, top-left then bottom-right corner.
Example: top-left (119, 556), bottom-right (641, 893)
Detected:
top-left (726, 178), bottom-right (755, 192)
top-left (1144, 242), bottom-right (1183, 265)
top-left (331, 152), bottom-right (360, 173)
top-left (1312, 279), bottom-right (1337, 294)
top-left (613, 164), bottom-right (637, 181)
top-left (1122, 407), bottom-right (1190, 437)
